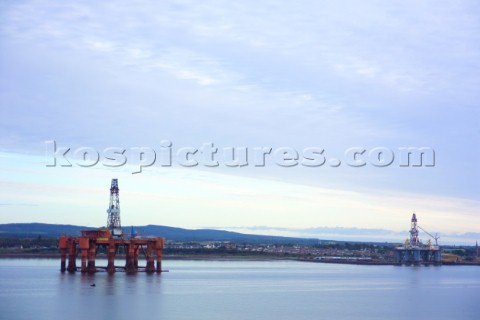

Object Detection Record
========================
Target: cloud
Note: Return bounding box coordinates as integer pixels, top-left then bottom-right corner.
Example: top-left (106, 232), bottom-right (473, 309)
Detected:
top-left (0, 1), bottom-right (478, 232)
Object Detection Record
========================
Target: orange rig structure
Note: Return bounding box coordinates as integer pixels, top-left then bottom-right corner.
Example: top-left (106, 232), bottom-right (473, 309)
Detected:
top-left (58, 179), bottom-right (164, 274)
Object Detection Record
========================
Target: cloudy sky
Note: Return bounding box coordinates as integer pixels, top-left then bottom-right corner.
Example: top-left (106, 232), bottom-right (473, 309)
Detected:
top-left (0, 0), bottom-right (479, 244)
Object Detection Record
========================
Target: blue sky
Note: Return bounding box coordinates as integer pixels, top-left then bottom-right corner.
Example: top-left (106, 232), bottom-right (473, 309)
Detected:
top-left (0, 1), bottom-right (479, 244)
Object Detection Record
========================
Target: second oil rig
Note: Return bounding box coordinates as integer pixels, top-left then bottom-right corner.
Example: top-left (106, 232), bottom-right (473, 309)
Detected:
top-left (394, 213), bottom-right (442, 265)
top-left (59, 179), bottom-right (165, 273)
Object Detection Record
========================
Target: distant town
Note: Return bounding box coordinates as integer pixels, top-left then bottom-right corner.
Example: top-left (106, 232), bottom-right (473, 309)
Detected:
top-left (1, 230), bottom-right (479, 266)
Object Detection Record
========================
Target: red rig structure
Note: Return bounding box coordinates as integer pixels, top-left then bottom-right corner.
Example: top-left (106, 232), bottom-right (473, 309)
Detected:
top-left (59, 179), bottom-right (164, 274)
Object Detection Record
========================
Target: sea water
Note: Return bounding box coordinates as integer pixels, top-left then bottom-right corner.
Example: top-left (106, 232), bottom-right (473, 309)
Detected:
top-left (0, 259), bottom-right (478, 320)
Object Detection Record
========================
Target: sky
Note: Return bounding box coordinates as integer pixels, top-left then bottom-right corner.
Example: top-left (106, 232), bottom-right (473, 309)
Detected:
top-left (0, 0), bottom-right (479, 244)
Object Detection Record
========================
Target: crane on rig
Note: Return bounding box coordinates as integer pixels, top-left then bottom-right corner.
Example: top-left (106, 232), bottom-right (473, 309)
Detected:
top-left (417, 224), bottom-right (440, 247)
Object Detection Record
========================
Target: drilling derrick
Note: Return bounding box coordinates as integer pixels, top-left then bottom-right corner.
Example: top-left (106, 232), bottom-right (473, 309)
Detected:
top-left (409, 213), bottom-right (420, 247)
top-left (107, 178), bottom-right (122, 236)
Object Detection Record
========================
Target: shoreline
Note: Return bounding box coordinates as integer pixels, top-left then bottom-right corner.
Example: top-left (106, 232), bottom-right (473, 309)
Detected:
top-left (1, 253), bottom-right (479, 266)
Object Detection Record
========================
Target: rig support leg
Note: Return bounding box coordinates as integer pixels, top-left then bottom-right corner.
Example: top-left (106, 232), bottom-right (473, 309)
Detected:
top-left (146, 242), bottom-right (155, 273)
top-left (79, 237), bottom-right (89, 273)
top-left (81, 249), bottom-right (88, 273)
top-left (107, 241), bottom-right (116, 273)
top-left (156, 238), bottom-right (164, 273)
top-left (87, 241), bottom-right (96, 273)
top-left (125, 243), bottom-right (136, 273)
top-left (60, 248), bottom-right (67, 272)
top-left (134, 245), bottom-right (139, 270)
top-left (59, 236), bottom-right (68, 272)
top-left (67, 239), bottom-right (77, 273)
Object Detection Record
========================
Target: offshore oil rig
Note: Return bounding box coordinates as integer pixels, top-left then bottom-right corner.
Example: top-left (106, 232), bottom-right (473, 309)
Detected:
top-left (59, 179), bottom-right (165, 273)
top-left (394, 213), bottom-right (442, 265)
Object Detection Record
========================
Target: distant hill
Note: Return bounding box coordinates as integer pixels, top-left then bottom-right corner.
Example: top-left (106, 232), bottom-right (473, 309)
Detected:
top-left (0, 223), bottom-right (319, 245)
top-left (0, 223), bottom-right (94, 238)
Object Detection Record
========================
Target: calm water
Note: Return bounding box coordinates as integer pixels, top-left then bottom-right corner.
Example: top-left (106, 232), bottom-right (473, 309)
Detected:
top-left (0, 259), bottom-right (479, 320)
